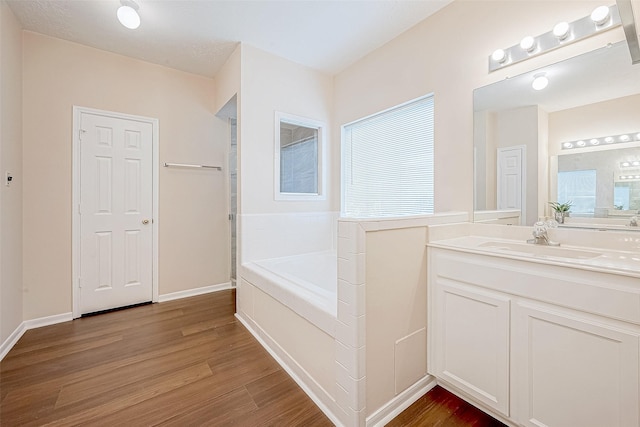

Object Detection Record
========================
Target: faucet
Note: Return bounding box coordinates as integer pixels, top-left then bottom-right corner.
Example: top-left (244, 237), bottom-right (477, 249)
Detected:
top-left (527, 221), bottom-right (560, 246)
top-left (630, 216), bottom-right (638, 227)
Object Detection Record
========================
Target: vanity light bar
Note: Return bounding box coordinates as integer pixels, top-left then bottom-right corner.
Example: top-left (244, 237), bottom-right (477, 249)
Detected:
top-left (489, 4), bottom-right (621, 72)
top-left (561, 131), bottom-right (640, 150)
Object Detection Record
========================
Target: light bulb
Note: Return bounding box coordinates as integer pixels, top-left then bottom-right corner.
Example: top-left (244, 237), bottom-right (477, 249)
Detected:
top-left (621, 134), bottom-right (630, 142)
top-left (117, 5), bottom-right (140, 29)
top-left (563, 142), bottom-right (573, 149)
top-left (532, 75), bottom-right (548, 90)
top-left (590, 138), bottom-right (599, 145)
top-left (632, 161), bottom-right (640, 166)
top-left (636, 133), bottom-right (640, 140)
top-left (591, 6), bottom-right (610, 25)
top-left (520, 36), bottom-right (536, 52)
top-left (605, 136), bottom-right (614, 143)
top-left (622, 162), bottom-right (631, 167)
top-left (576, 140), bottom-right (586, 147)
top-left (553, 21), bottom-right (570, 40)
top-left (492, 49), bottom-right (507, 63)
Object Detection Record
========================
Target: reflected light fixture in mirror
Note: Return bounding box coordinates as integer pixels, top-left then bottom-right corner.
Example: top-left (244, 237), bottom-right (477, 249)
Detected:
top-left (117, 0), bottom-right (140, 29)
top-left (532, 74), bottom-right (549, 90)
top-left (489, 4), bottom-right (620, 72)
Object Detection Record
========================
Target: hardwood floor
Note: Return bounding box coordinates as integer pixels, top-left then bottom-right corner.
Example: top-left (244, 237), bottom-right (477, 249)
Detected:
top-left (1, 290), bottom-right (505, 426)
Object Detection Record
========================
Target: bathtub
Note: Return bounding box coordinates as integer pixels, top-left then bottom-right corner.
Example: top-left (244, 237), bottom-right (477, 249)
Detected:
top-left (241, 250), bottom-right (337, 336)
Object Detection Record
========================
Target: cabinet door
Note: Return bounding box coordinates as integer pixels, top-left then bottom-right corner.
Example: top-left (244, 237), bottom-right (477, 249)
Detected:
top-left (433, 279), bottom-right (511, 416)
top-left (514, 302), bottom-right (640, 427)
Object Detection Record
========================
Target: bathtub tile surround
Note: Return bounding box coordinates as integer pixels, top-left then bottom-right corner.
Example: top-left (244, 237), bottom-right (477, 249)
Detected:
top-left (335, 220), bottom-right (367, 424)
top-left (237, 212), bottom-right (468, 426)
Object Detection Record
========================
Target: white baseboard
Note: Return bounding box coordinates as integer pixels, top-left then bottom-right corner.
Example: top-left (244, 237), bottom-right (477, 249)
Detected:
top-left (158, 282), bottom-right (232, 302)
top-left (366, 374), bottom-right (438, 427)
top-left (235, 312), bottom-right (344, 427)
top-left (0, 312), bottom-right (73, 362)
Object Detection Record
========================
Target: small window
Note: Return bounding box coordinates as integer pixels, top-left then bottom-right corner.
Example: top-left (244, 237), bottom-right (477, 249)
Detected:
top-left (341, 94), bottom-right (434, 217)
top-left (275, 112), bottom-right (326, 200)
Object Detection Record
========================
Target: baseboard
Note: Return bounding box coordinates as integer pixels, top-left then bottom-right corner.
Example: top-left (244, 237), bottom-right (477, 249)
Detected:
top-left (235, 312), bottom-right (344, 427)
top-left (158, 282), bottom-right (232, 302)
top-left (365, 374), bottom-right (438, 427)
top-left (0, 322), bottom-right (26, 361)
top-left (0, 312), bottom-right (73, 362)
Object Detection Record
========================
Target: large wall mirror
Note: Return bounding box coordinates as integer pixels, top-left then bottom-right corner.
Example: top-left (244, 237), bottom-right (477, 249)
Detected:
top-left (474, 41), bottom-right (640, 228)
top-left (274, 112), bottom-right (326, 200)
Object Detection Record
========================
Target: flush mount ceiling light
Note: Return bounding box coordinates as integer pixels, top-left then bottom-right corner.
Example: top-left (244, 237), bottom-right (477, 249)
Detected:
top-left (489, 4), bottom-right (621, 72)
top-left (561, 130), bottom-right (640, 150)
top-left (531, 73), bottom-right (548, 90)
top-left (591, 5), bottom-right (611, 25)
top-left (117, 0), bottom-right (140, 29)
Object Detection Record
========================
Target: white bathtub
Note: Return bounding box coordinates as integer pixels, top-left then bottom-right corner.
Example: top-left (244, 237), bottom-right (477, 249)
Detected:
top-left (242, 250), bottom-right (337, 336)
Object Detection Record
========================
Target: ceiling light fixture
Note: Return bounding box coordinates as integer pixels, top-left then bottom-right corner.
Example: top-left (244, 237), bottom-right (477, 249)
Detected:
top-left (117, 0), bottom-right (140, 30)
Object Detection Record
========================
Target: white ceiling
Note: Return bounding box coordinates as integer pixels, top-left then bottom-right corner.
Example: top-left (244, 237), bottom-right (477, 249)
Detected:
top-left (7, 0), bottom-right (452, 78)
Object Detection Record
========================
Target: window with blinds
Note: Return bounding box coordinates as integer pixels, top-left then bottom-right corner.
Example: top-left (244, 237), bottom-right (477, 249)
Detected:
top-left (341, 94), bottom-right (434, 218)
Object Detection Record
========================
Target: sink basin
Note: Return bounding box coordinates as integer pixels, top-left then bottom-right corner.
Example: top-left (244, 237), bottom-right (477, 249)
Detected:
top-left (477, 241), bottom-right (602, 260)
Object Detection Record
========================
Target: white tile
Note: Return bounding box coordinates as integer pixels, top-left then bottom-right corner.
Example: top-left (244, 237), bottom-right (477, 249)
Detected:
top-left (334, 383), bottom-right (350, 413)
top-left (336, 361), bottom-right (354, 391)
top-left (338, 236), bottom-right (354, 259)
top-left (338, 283), bottom-right (365, 316)
top-left (337, 253), bottom-right (365, 285)
top-left (335, 316), bottom-right (365, 348)
top-left (336, 342), bottom-right (366, 379)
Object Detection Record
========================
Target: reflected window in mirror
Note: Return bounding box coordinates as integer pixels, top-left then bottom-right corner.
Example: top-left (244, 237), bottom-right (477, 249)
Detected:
top-left (557, 170), bottom-right (596, 215)
top-left (275, 112), bottom-right (326, 200)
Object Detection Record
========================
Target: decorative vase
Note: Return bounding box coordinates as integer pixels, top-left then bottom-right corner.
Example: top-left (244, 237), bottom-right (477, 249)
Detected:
top-left (554, 211), bottom-right (567, 224)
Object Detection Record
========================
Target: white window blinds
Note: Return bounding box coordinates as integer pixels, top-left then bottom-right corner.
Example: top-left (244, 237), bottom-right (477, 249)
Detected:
top-left (342, 95), bottom-right (434, 218)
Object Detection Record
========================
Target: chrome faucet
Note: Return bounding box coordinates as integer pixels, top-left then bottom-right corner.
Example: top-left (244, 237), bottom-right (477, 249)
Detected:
top-left (630, 216), bottom-right (638, 227)
top-left (527, 221), bottom-right (560, 246)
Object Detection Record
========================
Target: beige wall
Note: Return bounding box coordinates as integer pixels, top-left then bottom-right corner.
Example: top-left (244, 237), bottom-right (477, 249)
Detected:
top-left (22, 32), bottom-right (229, 319)
top-left (0, 0), bottom-right (23, 342)
top-left (333, 0), bottom-right (624, 215)
top-left (239, 44), bottom-right (334, 215)
top-left (365, 227), bottom-right (428, 415)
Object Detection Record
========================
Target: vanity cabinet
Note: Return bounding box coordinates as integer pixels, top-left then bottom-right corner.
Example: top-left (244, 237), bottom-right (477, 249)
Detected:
top-left (432, 280), bottom-right (510, 417)
top-left (428, 247), bottom-right (640, 427)
top-left (513, 302), bottom-right (639, 427)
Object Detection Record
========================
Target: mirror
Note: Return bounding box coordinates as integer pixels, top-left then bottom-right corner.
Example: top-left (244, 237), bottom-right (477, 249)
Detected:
top-left (274, 112), bottom-right (326, 200)
top-left (474, 41), bottom-right (640, 227)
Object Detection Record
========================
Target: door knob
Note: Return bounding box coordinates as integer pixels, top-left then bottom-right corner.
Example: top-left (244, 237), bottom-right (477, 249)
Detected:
top-left (142, 219), bottom-right (150, 225)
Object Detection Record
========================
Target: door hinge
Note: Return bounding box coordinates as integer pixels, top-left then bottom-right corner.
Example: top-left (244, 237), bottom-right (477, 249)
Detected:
top-left (79, 129), bottom-right (86, 141)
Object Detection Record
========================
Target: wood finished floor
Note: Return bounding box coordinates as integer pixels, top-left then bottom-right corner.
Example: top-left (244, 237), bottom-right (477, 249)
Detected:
top-left (1, 290), bottom-right (505, 426)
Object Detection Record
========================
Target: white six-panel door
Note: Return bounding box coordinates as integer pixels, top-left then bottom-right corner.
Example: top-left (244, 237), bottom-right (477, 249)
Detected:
top-left (77, 110), bottom-right (154, 315)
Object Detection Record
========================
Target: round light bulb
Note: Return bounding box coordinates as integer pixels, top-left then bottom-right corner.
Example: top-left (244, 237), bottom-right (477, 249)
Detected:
top-left (635, 175), bottom-right (640, 179)
top-left (632, 161), bottom-right (640, 166)
top-left (605, 136), bottom-right (614, 143)
top-left (520, 36), bottom-right (536, 52)
top-left (636, 133), bottom-right (640, 140)
top-left (622, 162), bottom-right (631, 167)
top-left (590, 138), bottom-right (599, 145)
top-left (563, 142), bottom-right (573, 149)
top-left (553, 21), bottom-right (570, 40)
top-left (117, 5), bottom-right (140, 29)
top-left (591, 6), bottom-right (610, 25)
top-left (532, 75), bottom-right (548, 90)
top-left (491, 49), bottom-right (507, 63)
top-left (621, 134), bottom-right (630, 142)
top-left (577, 140), bottom-right (586, 147)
